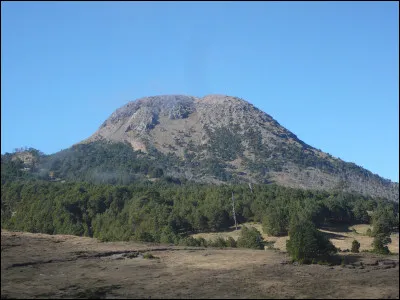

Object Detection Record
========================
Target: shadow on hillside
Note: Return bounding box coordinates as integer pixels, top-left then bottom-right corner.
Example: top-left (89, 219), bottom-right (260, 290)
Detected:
top-left (320, 231), bottom-right (347, 241)
top-left (220, 226), bottom-right (243, 233)
top-left (204, 226), bottom-right (244, 234)
top-left (319, 223), bottom-right (352, 233)
top-left (328, 254), bottom-right (363, 266)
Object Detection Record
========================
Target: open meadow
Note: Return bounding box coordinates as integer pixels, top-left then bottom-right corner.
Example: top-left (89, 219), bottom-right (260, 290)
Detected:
top-left (191, 222), bottom-right (399, 253)
top-left (1, 227), bottom-right (399, 299)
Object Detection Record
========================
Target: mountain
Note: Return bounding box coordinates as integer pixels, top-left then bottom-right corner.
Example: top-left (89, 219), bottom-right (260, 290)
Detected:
top-left (73, 94), bottom-right (398, 202)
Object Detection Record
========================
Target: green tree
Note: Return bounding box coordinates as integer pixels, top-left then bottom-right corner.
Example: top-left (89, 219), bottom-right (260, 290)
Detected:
top-left (351, 239), bottom-right (360, 253)
top-left (262, 205), bottom-right (289, 236)
top-left (372, 233), bottom-right (391, 254)
top-left (237, 226), bottom-right (264, 249)
top-left (286, 219), bottom-right (336, 263)
top-left (371, 205), bottom-right (395, 255)
top-left (371, 206), bottom-right (396, 237)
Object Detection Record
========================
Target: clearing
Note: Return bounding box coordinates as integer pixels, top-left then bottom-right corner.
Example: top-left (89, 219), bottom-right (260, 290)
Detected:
top-left (191, 222), bottom-right (399, 253)
top-left (1, 229), bottom-right (399, 299)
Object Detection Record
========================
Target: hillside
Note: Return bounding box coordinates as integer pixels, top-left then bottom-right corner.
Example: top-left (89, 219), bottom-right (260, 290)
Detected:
top-left (79, 94), bottom-right (398, 201)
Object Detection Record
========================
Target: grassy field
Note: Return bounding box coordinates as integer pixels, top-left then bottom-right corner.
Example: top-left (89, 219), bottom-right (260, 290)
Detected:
top-left (191, 222), bottom-right (399, 253)
top-left (2, 229), bottom-right (399, 299)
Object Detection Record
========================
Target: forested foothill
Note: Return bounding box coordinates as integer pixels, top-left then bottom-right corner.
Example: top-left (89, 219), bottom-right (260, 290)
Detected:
top-left (1, 145), bottom-right (398, 263)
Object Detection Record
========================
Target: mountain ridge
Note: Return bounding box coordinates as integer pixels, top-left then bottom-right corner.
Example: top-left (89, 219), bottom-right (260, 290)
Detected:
top-left (77, 94), bottom-right (398, 202)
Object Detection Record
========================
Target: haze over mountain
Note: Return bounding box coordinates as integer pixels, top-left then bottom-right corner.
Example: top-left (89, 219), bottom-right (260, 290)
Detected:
top-left (78, 94), bottom-right (398, 202)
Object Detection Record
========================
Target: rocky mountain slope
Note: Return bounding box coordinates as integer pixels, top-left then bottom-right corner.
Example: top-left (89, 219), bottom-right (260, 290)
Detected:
top-left (80, 94), bottom-right (398, 202)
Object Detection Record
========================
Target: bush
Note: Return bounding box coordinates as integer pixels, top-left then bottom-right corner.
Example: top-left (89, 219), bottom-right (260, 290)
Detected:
top-left (209, 236), bottom-right (227, 248)
top-left (237, 226), bottom-right (264, 250)
top-left (341, 256), bottom-right (347, 266)
top-left (286, 220), bottom-right (337, 264)
top-left (143, 253), bottom-right (157, 259)
top-left (226, 236), bottom-right (237, 248)
top-left (366, 228), bottom-right (372, 236)
top-left (126, 252), bottom-right (139, 258)
top-left (351, 239), bottom-right (360, 253)
top-left (372, 233), bottom-right (391, 255)
top-left (262, 208), bottom-right (288, 237)
top-left (196, 237), bottom-right (208, 247)
top-left (179, 236), bottom-right (200, 247)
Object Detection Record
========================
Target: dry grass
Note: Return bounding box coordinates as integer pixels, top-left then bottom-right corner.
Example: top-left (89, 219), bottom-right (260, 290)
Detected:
top-left (191, 222), bottom-right (399, 253)
top-left (1, 230), bottom-right (399, 299)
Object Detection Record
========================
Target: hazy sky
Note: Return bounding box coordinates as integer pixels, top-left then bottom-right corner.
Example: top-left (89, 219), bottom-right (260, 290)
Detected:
top-left (1, 1), bottom-right (399, 182)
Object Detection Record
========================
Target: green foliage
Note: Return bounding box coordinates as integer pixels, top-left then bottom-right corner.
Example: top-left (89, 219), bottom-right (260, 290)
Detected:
top-left (351, 239), bottom-right (360, 253)
top-left (370, 204), bottom-right (397, 255)
top-left (201, 159), bottom-right (232, 182)
top-left (226, 236), bottom-right (237, 248)
top-left (207, 236), bottom-right (237, 248)
top-left (372, 234), bottom-right (391, 255)
top-left (1, 141), bottom-right (179, 186)
top-left (262, 205), bottom-right (289, 236)
top-left (179, 236), bottom-right (200, 247)
top-left (1, 156), bottom-right (35, 184)
top-left (0, 167), bottom-right (393, 249)
top-left (209, 236), bottom-right (228, 248)
top-left (149, 167), bottom-right (164, 178)
top-left (143, 253), bottom-right (157, 259)
top-left (371, 205), bottom-right (397, 237)
top-left (286, 219), bottom-right (337, 264)
top-left (237, 226), bottom-right (264, 250)
top-left (207, 126), bottom-right (243, 161)
top-left (196, 237), bottom-right (208, 247)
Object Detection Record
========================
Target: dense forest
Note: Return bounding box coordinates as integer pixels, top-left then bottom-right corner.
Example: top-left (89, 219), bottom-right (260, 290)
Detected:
top-left (1, 146), bottom-right (398, 262)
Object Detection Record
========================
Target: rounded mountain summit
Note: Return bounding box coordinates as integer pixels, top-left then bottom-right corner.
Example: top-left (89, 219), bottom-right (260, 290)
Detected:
top-left (82, 94), bottom-right (398, 202)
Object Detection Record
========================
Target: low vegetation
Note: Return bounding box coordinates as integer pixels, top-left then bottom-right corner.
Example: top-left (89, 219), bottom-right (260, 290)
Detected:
top-left (351, 239), bottom-right (360, 253)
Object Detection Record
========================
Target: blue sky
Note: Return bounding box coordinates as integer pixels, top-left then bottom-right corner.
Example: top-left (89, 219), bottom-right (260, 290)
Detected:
top-left (1, 1), bottom-right (399, 182)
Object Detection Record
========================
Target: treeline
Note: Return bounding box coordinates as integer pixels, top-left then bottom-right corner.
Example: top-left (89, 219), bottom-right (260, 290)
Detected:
top-left (2, 179), bottom-right (398, 247)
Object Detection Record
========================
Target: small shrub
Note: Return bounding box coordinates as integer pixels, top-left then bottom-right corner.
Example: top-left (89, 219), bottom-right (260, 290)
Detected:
top-left (226, 236), bottom-right (237, 248)
top-left (126, 252), bottom-right (139, 258)
top-left (143, 253), bottom-right (157, 259)
top-left (196, 237), bottom-right (208, 247)
top-left (351, 239), bottom-right (360, 253)
top-left (180, 236), bottom-right (200, 247)
top-left (209, 236), bottom-right (227, 248)
top-left (366, 228), bottom-right (372, 236)
top-left (341, 256), bottom-right (347, 266)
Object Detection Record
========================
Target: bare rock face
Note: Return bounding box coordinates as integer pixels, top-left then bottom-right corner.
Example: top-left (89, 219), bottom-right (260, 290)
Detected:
top-left (11, 151), bottom-right (37, 166)
top-left (89, 95), bottom-right (197, 150)
top-left (82, 94), bottom-right (398, 202)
